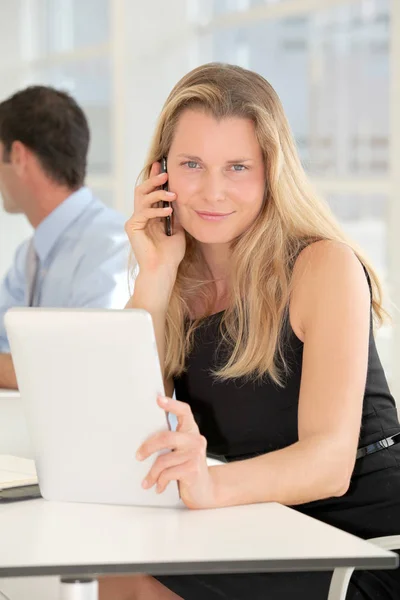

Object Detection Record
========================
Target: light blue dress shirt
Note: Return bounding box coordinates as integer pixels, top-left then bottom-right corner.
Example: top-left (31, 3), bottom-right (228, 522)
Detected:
top-left (0, 187), bottom-right (131, 353)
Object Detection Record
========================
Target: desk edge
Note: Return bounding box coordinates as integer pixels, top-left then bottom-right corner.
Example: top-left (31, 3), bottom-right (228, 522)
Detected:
top-left (0, 554), bottom-right (397, 579)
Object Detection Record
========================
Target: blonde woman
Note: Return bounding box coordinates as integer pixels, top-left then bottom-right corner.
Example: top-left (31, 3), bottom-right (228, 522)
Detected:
top-left (100, 63), bottom-right (400, 600)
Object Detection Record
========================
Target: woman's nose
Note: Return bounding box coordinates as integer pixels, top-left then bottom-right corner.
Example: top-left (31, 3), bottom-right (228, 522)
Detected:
top-left (201, 171), bottom-right (227, 204)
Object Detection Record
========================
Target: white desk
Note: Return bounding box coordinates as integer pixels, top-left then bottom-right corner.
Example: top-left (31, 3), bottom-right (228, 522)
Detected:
top-left (0, 499), bottom-right (397, 599)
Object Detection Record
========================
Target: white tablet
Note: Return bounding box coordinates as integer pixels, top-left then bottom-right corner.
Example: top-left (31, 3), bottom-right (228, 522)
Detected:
top-left (5, 308), bottom-right (181, 508)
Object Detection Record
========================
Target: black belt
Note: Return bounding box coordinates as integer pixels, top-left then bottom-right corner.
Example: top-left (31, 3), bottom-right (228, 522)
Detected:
top-left (356, 432), bottom-right (400, 460)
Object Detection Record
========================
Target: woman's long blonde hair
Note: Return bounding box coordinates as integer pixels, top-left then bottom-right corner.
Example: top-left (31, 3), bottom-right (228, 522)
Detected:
top-left (139, 63), bottom-right (386, 385)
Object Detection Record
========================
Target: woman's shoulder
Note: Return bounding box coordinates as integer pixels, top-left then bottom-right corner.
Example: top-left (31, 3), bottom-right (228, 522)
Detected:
top-left (292, 239), bottom-right (367, 286)
top-left (293, 239), bottom-right (360, 274)
top-left (289, 240), bottom-right (370, 341)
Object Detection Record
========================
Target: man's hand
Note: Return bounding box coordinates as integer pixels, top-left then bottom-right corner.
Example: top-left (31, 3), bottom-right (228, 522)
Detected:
top-left (0, 354), bottom-right (18, 389)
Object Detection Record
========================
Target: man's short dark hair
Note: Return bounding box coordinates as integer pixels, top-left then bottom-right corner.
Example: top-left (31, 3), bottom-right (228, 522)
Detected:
top-left (0, 85), bottom-right (90, 189)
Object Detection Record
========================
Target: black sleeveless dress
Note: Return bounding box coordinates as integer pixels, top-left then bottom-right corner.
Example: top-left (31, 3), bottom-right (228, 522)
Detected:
top-left (156, 310), bottom-right (400, 599)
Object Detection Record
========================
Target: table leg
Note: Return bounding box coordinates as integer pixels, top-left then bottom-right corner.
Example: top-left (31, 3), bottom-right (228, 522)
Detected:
top-left (60, 578), bottom-right (98, 600)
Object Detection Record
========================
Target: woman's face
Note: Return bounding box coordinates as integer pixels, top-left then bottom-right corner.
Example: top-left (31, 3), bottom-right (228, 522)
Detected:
top-left (167, 109), bottom-right (266, 245)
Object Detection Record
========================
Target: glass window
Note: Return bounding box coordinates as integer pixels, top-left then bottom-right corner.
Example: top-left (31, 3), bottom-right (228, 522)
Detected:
top-left (327, 193), bottom-right (387, 278)
top-left (212, 18), bottom-right (309, 166)
top-left (23, 56), bottom-right (112, 176)
top-left (21, 0), bottom-right (110, 59)
top-left (326, 192), bottom-right (391, 379)
top-left (207, 0), bottom-right (390, 178)
top-left (309, 1), bottom-right (389, 177)
top-left (211, 0), bottom-right (289, 16)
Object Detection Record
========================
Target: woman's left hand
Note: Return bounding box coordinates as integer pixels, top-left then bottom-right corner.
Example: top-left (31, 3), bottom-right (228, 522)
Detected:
top-left (136, 395), bottom-right (218, 509)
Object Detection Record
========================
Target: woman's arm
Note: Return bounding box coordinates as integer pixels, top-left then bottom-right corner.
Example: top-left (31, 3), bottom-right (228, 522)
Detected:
top-left (210, 241), bottom-right (371, 508)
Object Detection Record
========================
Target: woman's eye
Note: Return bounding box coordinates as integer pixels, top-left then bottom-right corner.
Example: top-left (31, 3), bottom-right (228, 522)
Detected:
top-left (186, 161), bottom-right (199, 169)
top-left (231, 164), bottom-right (246, 172)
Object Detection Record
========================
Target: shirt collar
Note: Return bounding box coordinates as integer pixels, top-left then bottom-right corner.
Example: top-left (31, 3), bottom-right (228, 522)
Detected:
top-left (33, 187), bottom-right (93, 263)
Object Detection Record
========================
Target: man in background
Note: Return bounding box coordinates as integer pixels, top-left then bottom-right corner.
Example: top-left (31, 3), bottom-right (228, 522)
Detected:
top-left (0, 86), bottom-right (130, 389)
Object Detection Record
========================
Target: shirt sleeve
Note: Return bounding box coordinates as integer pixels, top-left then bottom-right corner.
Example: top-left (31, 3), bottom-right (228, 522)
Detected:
top-left (0, 242), bottom-right (28, 353)
top-left (68, 238), bottom-right (132, 310)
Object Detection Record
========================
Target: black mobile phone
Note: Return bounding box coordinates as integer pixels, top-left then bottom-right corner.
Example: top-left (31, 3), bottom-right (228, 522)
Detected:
top-left (160, 157), bottom-right (172, 236)
top-left (0, 484), bottom-right (42, 502)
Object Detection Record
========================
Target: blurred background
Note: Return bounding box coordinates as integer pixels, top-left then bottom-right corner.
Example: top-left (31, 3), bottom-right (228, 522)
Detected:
top-left (0, 0), bottom-right (398, 398)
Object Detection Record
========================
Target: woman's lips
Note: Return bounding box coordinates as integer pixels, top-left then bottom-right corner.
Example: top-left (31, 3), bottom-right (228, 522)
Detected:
top-left (195, 211), bottom-right (234, 222)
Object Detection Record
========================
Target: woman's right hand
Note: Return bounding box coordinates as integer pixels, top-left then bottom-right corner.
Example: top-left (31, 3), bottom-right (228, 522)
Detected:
top-left (125, 162), bottom-right (186, 275)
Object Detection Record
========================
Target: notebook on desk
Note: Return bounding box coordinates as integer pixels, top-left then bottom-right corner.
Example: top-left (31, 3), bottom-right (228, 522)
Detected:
top-left (0, 455), bottom-right (37, 490)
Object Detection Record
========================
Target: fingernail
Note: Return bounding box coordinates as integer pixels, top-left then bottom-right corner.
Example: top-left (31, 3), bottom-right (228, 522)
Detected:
top-left (156, 484), bottom-right (161, 494)
top-left (142, 479), bottom-right (149, 489)
top-left (158, 396), bottom-right (168, 405)
top-left (136, 451), bottom-right (143, 460)
top-left (166, 191), bottom-right (176, 197)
